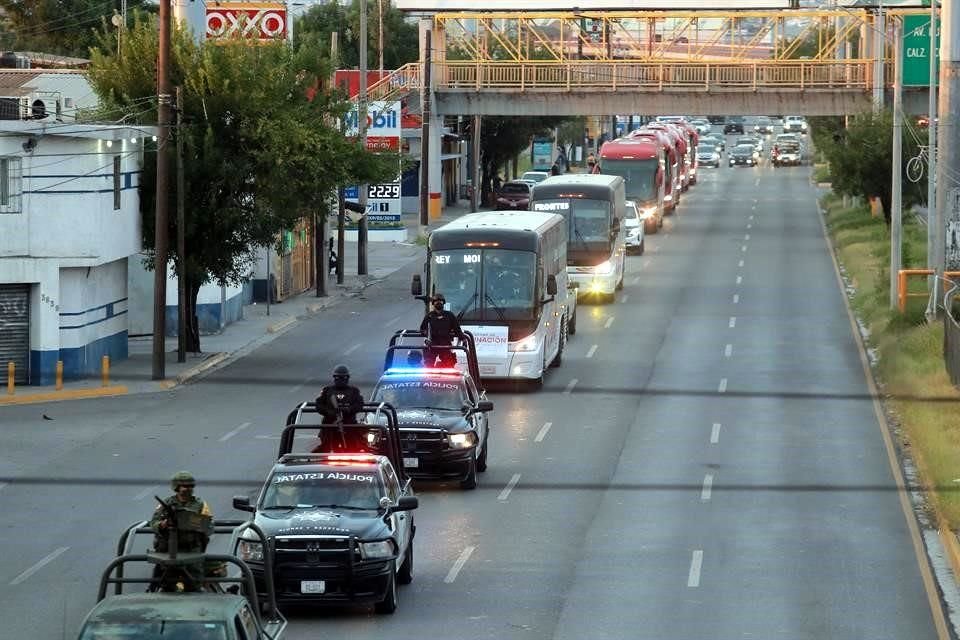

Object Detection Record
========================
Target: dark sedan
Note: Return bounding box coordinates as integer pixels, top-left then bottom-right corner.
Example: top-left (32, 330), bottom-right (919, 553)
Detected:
top-left (495, 181), bottom-right (532, 210)
top-left (728, 144), bottom-right (757, 167)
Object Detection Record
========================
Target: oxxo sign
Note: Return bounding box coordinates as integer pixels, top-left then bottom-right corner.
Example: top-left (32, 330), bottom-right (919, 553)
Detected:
top-left (902, 15), bottom-right (940, 87)
top-left (206, 3), bottom-right (287, 41)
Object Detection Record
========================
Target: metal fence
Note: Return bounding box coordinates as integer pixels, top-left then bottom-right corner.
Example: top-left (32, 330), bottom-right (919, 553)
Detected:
top-left (944, 285), bottom-right (960, 387)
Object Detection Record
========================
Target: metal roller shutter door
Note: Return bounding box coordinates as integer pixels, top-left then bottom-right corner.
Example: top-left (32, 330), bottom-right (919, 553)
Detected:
top-left (0, 284), bottom-right (29, 384)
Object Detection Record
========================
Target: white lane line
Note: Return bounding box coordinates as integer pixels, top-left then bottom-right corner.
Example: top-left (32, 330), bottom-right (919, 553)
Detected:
top-left (343, 343), bottom-right (362, 356)
top-left (729, 316), bottom-right (737, 328)
top-left (718, 378), bottom-right (728, 393)
top-left (711, 423), bottom-right (722, 444)
top-left (444, 546), bottom-right (476, 584)
top-left (498, 473), bottom-right (522, 501)
top-left (738, 259), bottom-right (744, 267)
top-left (701, 474), bottom-right (714, 501)
top-left (384, 315), bottom-right (402, 327)
top-left (749, 215), bottom-right (754, 220)
top-left (741, 245), bottom-right (748, 253)
top-left (736, 276), bottom-right (742, 285)
top-left (754, 178), bottom-right (760, 187)
top-left (604, 316), bottom-right (615, 329)
top-left (733, 294), bottom-right (740, 304)
top-left (643, 259), bottom-right (652, 268)
top-left (751, 205), bottom-right (756, 211)
top-left (631, 276), bottom-right (642, 285)
top-left (586, 344), bottom-right (598, 359)
top-left (744, 234), bottom-right (750, 241)
top-left (219, 421), bottom-right (251, 442)
top-left (564, 378), bottom-right (579, 395)
top-left (621, 294), bottom-right (630, 303)
top-left (255, 434), bottom-right (312, 440)
top-left (0, 482), bottom-right (8, 493)
top-left (724, 344), bottom-right (733, 357)
top-left (747, 223), bottom-right (752, 229)
top-left (133, 486), bottom-right (158, 501)
top-left (535, 422), bottom-right (553, 443)
top-left (653, 245), bottom-right (660, 253)
top-left (688, 550), bottom-right (704, 587)
top-left (289, 383), bottom-right (304, 394)
top-left (10, 547), bottom-right (70, 585)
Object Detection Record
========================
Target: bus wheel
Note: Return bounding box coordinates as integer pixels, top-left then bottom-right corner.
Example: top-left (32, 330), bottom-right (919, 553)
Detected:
top-left (551, 317), bottom-right (565, 367)
top-left (568, 307), bottom-right (577, 335)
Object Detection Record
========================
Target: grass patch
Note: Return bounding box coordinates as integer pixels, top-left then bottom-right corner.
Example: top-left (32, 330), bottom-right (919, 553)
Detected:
top-left (813, 163), bottom-right (832, 184)
top-left (822, 197), bottom-right (960, 526)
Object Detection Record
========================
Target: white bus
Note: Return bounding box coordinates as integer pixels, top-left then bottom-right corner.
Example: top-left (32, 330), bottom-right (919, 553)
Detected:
top-left (412, 211), bottom-right (575, 386)
top-left (530, 174), bottom-right (627, 303)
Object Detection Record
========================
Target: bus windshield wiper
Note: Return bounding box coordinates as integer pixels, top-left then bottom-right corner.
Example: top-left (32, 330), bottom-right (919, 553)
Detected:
top-left (458, 283), bottom-right (480, 320)
top-left (484, 293), bottom-right (508, 323)
top-left (572, 220), bottom-right (590, 250)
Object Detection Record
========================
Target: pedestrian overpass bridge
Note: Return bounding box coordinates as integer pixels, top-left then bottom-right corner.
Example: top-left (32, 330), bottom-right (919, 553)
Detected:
top-left (365, 8), bottom-right (934, 116)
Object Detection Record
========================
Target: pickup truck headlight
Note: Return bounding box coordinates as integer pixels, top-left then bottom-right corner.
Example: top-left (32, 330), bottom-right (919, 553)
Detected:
top-left (449, 432), bottom-right (478, 449)
top-left (360, 540), bottom-right (396, 560)
top-left (237, 539), bottom-right (263, 563)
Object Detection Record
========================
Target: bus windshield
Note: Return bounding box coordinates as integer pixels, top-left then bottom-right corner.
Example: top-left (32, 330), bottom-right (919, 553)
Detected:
top-left (600, 158), bottom-right (658, 202)
top-left (531, 198), bottom-right (611, 254)
top-left (431, 249), bottom-right (536, 322)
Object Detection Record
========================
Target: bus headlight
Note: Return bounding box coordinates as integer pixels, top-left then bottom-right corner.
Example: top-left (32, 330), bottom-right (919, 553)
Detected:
top-left (509, 334), bottom-right (539, 352)
top-left (593, 260), bottom-right (614, 275)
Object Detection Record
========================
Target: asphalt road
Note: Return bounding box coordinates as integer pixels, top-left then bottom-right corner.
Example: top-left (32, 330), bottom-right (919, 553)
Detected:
top-left (0, 157), bottom-right (946, 639)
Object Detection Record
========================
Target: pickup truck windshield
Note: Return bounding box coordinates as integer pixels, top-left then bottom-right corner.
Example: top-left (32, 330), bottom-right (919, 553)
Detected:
top-left (80, 622), bottom-right (228, 640)
top-left (373, 380), bottom-right (465, 411)
top-left (262, 470), bottom-right (383, 510)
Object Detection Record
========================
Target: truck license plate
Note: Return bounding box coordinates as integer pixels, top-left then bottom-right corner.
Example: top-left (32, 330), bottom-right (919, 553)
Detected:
top-left (301, 580), bottom-right (325, 594)
top-left (403, 457), bottom-right (419, 468)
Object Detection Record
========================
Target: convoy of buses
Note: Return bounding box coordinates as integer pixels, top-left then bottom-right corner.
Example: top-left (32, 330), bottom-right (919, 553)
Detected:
top-left (415, 117), bottom-right (701, 383)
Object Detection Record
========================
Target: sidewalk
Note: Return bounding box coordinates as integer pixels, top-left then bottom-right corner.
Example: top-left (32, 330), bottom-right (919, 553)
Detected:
top-left (1, 202), bottom-right (481, 406)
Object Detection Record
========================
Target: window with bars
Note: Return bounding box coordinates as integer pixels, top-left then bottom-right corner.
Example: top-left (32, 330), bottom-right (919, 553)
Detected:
top-left (0, 156), bottom-right (22, 213)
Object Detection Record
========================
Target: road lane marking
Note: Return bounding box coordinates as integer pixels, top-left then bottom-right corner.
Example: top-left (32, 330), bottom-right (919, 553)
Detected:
top-left (729, 316), bottom-right (736, 328)
top-left (0, 482), bottom-right (7, 493)
top-left (733, 294), bottom-right (740, 304)
top-left (701, 475), bottom-right (714, 501)
top-left (384, 315), bottom-right (402, 327)
top-left (498, 473), bottom-right (522, 501)
top-left (747, 224), bottom-right (752, 229)
top-left (631, 276), bottom-right (642, 285)
top-left (643, 259), bottom-right (651, 268)
top-left (604, 316), bottom-right (615, 329)
top-left (586, 345), bottom-right (598, 359)
top-left (10, 547), bottom-right (70, 585)
top-left (724, 344), bottom-right (733, 357)
top-left (687, 550), bottom-right (704, 587)
top-left (219, 421), bottom-right (251, 442)
top-left (754, 178), bottom-right (760, 186)
top-left (744, 234), bottom-right (750, 241)
top-left (711, 423), bottom-right (721, 444)
top-left (255, 434), bottom-right (312, 440)
top-left (535, 422), bottom-right (553, 443)
top-left (718, 378), bottom-right (728, 393)
top-left (751, 205), bottom-right (756, 210)
top-left (343, 343), bottom-right (361, 356)
top-left (445, 546), bottom-right (476, 583)
top-left (736, 276), bottom-right (742, 285)
top-left (749, 215), bottom-right (754, 220)
top-left (738, 259), bottom-right (744, 267)
top-left (564, 379), bottom-right (579, 395)
top-left (133, 486), bottom-right (159, 501)
top-left (653, 245), bottom-right (660, 253)
top-left (741, 245), bottom-right (747, 252)
top-left (621, 294), bottom-right (630, 303)
top-left (289, 383), bottom-right (304, 393)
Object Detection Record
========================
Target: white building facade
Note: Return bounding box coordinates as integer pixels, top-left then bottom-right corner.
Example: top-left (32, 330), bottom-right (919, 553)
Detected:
top-left (0, 72), bottom-right (151, 384)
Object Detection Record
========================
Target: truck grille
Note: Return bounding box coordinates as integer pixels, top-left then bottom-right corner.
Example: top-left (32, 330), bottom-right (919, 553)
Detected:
top-left (400, 430), bottom-right (446, 454)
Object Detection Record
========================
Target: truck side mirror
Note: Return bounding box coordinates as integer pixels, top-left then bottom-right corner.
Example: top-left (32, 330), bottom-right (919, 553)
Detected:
top-left (546, 274), bottom-right (558, 296)
top-left (395, 496), bottom-right (419, 511)
top-left (412, 274), bottom-right (423, 296)
top-left (477, 400), bottom-right (494, 412)
top-left (232, 495), bottom-right (255, 513)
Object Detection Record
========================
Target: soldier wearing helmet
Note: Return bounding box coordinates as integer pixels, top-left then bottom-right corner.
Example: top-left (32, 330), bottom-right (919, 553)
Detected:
top-left (150, 471), bottom-right (214, 553)
top-left (316, 364), bottom-right (365, 425)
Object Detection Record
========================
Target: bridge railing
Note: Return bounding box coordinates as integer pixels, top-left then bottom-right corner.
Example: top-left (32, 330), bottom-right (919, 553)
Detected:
top-left (439, 60), bottom-right (876, 92)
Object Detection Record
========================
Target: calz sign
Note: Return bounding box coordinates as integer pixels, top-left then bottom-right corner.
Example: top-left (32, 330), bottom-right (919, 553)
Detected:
top-left (206, 3), bottom-right (287, 41)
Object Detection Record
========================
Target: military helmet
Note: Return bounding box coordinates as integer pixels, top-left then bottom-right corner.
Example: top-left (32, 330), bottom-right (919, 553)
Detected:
top-left (170, 470), bottom-right (196, 490)
top-left (333, 364), bottom-right (350, 377)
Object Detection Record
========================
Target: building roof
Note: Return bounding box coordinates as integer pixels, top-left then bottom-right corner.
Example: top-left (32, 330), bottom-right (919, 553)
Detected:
top-left (18, 51), bottom-right (90, 69)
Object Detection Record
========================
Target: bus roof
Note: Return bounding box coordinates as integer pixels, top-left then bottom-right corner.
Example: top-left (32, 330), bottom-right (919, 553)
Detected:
top-left (429, 211), bottom-right (565, 252)
top-left (531, 173), bottom-right (624, 201)
top-left (599, 137), bottom-right (659, 161)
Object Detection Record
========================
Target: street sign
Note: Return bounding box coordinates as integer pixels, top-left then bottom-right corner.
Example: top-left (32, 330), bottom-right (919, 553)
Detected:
top-left (206, 3), bottom-right (287, 41)
top-left (902, 14), bottom-right (940, 87)
top-left (344, 101), bottom-right (403, 223)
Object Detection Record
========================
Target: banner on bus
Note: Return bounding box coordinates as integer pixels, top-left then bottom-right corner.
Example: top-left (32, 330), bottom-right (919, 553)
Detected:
top-left (463, 325), bottom-right (510, 358)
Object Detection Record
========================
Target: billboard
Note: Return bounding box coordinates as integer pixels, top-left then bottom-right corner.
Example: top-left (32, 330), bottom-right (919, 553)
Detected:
top-left (206, 3), bottom-right (287, 41)
top-left (345, 101), bottom-right (403, 223)
top-left (396, 0), bottom-right (793, 9)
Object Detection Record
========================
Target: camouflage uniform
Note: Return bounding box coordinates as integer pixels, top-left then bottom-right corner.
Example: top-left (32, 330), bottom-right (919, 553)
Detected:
top-left (150, 494), bottom-right (216, 591)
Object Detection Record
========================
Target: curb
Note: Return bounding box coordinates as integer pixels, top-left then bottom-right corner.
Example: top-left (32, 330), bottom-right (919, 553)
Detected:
top-left (174, 352), bottom-right (230, 385)
top-left (0, 385), bottom-right (129, 406)
top-left (266, 316), bottom-right (298, 334)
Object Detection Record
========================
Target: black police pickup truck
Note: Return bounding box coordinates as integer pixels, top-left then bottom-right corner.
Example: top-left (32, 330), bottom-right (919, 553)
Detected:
top-left (371, 367), bottom-right (493, 490)
top-left (232, 451), bottom-right (417, 614)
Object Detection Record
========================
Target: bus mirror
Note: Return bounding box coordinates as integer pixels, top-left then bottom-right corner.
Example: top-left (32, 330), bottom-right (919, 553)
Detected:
top-left (546, 274), bottom-right (558, 296)
top-left (412, 274), bottom-right (423, 296)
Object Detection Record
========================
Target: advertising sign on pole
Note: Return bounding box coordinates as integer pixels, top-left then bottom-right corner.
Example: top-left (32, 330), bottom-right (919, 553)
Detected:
top-left (345, 101), bottom-right (402, 223)
top-left (206, 3), bottom-right (287, 41)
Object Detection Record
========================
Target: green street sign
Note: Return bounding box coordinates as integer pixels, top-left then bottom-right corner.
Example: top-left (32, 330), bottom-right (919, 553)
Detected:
top-left (902, 14), bottom-right (940, 87)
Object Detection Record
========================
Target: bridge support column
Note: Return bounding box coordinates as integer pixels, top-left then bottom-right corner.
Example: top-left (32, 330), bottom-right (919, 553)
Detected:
top-left (872, 9), bottom-right (886, 112)
top-left (420, 18), bottom-right (444, 220)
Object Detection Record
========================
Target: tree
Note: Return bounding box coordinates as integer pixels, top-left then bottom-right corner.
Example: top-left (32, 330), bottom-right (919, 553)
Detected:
top-left (0, 0), bottom-right (154, 57)
top-left (294, 0), bottom-right (419, 70)
top-left (817, 109), bottom-right (925, 224)
top-left (474, 116), bottom-right (569, 203)
top-left (88, 13), bottom-right (398, 351)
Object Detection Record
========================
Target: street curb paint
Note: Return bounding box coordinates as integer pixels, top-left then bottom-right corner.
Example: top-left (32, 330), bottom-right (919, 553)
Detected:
top-left (266, 316), bottom-right (298, 334)
top-left (175, 352), bottom-right (230, 384)
top-left (0, 385), bottom-right (128, 406)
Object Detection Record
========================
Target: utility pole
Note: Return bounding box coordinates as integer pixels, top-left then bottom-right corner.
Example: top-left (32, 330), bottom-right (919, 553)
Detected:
top-left (420, 30), bottom-right (432, 235)
top-left (934, 0), bottom-right (960, 312)
top-left (378, 0), bottom-right (385, 79)
top-left (471, 114), bottom-right (481, 212)
top-left (358, 0), bottom-right (369, 276)
top-left (176, 86), bottom-right (186, 362)
top-left (890, 18), bottom-right (903, 310)
top-left (152, 0), bottom-right (172, 380)
top-left (926, 1), bottom-right (940, 318)
top-left (331, 31), bottom-right (345, 287)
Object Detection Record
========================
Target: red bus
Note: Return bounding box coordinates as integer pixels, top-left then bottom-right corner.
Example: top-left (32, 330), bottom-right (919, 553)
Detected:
top-left (629, 128), bottom-right (679, 214)
top-left (599, 136), bottom-right (665, 234)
